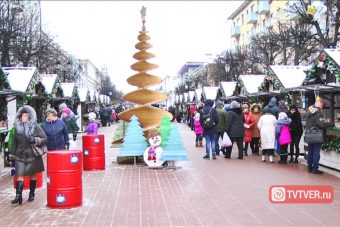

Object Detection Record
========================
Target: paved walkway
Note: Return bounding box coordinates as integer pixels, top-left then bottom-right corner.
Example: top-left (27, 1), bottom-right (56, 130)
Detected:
top-left (0, 123), bottom-right (340, 226)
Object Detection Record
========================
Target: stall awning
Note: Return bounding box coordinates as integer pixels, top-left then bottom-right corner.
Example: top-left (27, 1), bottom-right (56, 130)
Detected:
top-left (40, 74), bottom-right (57, 94)
top-left (3, 67), bottom-right (38, 93)
top-left (60, 83), bottom-right (75, 97)
top-left (269, 65), bottom-right (309, 90)
top-left (239, 74), bottom-right (266, 94)
top-left (220, 81), bottom-right (237, 97)
top-left (179, 94), bottom-right (183, 102)
top-left (202, 86), bottom-right (219, 100)
top-left (195, 88), bottom-right (202, 102)
top-left (188, 91), bottom-right (195, 102)
top-left (78, 88), bottom-right (89, 102)
top-left (183, 92), bottom-right (189, 102)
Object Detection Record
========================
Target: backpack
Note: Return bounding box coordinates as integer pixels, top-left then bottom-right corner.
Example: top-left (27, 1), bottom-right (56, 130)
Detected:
top-left (202, 108), bottom-right (215, 129)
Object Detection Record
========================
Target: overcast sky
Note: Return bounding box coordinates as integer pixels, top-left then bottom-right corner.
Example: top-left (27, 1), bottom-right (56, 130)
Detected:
top-left (41, 1), bottom-right (242, 93)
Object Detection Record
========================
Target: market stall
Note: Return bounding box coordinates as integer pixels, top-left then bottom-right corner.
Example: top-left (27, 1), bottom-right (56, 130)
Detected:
top-left (202, 86), bottom-right (219, 101)
top-left (220, 81), bottom-right (237, 100)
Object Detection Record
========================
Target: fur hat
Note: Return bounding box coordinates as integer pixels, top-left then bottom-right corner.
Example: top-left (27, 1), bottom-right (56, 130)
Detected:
top-left (88, 112), bottom-right (96, 121)
top-left (46, 108), bottom-right (57, 116)
top-left (230, 101), bottom-right (240, 109)
top-left (242, 103), bottom-right (249, 109)
top-left (278, 112), bottom-right (288, 120)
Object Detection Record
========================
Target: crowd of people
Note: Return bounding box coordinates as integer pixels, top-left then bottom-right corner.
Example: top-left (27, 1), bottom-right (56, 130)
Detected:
top-left (171, 96), bottom-right (334, 175)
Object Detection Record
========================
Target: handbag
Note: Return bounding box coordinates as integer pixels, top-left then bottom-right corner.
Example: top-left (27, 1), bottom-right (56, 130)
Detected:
top-left (222, 132), bottom-right (232, 148)
top-left (304, 127), bottom-right (324, 144)
top-left (31, 144), bottom-right (48, 157)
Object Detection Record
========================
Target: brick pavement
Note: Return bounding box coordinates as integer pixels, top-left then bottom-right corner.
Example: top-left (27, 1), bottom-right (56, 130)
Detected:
top-left (0, 123), bottom-right (339, 226)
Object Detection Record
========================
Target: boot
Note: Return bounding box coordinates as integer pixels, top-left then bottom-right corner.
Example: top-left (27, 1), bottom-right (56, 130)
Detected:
top-left (199, 141), bottom-right (203, 147)
top-left (195, 142), bottom-right (199, 147)
top-left (289, 156), bottom-right (294, 163)
top-left (28, 180), bottom-right (37, 202)
top-left (11, 181), bottom-right (24, 205)
top-left (294, 157), bottom-right (299, 164)
top-left (269, 155), bottom-right (274, 163)
top-left (262, 155), bottom-right (266, 162)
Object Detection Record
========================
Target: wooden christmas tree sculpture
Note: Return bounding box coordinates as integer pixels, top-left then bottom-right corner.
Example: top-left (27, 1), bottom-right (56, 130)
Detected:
top-left (118, 6), bottom-right (172, 131)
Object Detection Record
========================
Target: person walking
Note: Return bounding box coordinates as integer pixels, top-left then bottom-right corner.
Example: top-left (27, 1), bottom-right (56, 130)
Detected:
top-left (242, 103), bottom-right (254, 156)
top-left (193, 112), bottom-right (203, 147)
top-left (41, 108), bottom-right (70, 151)
top-left (258, 108), bottom-right (277, 163)
top-left (276, 112), bottom-right (292, 164)
top-left (305, 97), bottom-right (334, 174)
top-left (250, 103), bottom-right (262, 155)
top-left (62, 107), bottom-right (79, 141)
top-left (216, 101), bottom-right (227, 156)
top-left (10, 105), bottom-right (47, 205)
top-left (199, 99), bottom-right (218, 159)
top-left (225, 101), bottom-right (245, 159)
top-left (287, 105), bottom-right (303, 163)
top-left (87, 112), bottom-right (99, 135)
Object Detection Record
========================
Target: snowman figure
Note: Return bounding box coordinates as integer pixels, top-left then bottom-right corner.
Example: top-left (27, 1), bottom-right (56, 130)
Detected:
top-left (143, 129), bottom-right (164, 168)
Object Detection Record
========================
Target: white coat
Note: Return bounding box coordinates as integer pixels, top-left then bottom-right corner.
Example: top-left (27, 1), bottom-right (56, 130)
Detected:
top-left (257, 114), bottom-right (277, 150)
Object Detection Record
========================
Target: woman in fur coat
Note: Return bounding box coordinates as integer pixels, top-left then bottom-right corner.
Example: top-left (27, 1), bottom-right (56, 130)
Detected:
top-left (10, 105), bottom-right (47, 205)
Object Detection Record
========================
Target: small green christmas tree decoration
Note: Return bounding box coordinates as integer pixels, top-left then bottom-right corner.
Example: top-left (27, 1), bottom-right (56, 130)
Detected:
top-left (0, 66), bottom-right (10, 118)
top-left (119, 115), bottom-right (148, 157)
top-left (158, 115), bottom-right (172, 148)
top-left (162, 125), bottom-right (188, 161)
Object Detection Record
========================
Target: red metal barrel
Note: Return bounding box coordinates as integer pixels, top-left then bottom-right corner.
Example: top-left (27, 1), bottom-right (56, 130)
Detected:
top-left (47, 150), bottom-right (82, 209)
top-left (82, 134), bottom-right (105, 170)
top-left (13, 172), bottom-right (43, 190)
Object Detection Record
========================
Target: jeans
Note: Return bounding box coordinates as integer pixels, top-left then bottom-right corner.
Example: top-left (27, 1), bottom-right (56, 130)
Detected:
top-left (290, 135), bottom-right (302, 158)
top-left (216, 131), bottom-right (224, 155)
top-left (307, 143), bottom-right (322, 172)
top-left (204, 133), bottom-right (217, 157)
top-left (196, 134), bottom-right (203, 143)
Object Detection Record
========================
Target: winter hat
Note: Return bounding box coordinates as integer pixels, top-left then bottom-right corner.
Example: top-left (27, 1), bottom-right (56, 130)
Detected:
top-left (278, 112), bottom-right (288, 120)
top-left (270, 97), bottom-right (277, 103)
top-left (225, 104), bottom-right (231, 111)
top-left (204, 99), bottom-right (214, 107)
top-left (242, 103), bottom-right (249, 109)
top-left (62, 107), bottom-right (71, 115)
top-left (230, 100), bottom-right (240, 109)
top-left (194, 112), bottom-right (200, 119)
top-left (290, 104), bottom-right (298, 111)
top-left (216, 100), bottom-right (224, 108)
top-left (88, 112), bottom-right (96, 121)
top-left (45, 108), bottom-right (57, 116)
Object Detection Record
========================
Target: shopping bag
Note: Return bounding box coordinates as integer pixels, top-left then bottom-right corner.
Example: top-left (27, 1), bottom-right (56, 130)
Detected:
top-left (69, 140), bottom-right (77, 150)
top-left (222, 132), bottom-right (232, 148)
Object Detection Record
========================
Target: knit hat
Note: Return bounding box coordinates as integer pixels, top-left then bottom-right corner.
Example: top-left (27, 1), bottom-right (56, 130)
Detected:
top-left (216, 100), bottom-right (224, 108)
top-left (88, 112), bottom-right (96, 121)
top-left (290, 104), bottom-right (298, 111)
top-left (270, 97), bottom-right (277, 103)
top-left (46, 108), bottom-right (57, 116)
top-left (225, 104), bottom-right (231, 111)
top-left (230, 100), bottom-right (240, 109)
top-left (242, 103), bottom-right (249, 109)
top-left (62, 107), bottom-right (71, 115)
top-left (278, 112), bottom-right (288, 120)
top-left (204, 99), bottom-right (214, 107)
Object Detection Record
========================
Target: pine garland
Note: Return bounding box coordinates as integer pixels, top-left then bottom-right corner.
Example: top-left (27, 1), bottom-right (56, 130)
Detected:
top-left (259, 69), bottom-right (284, 92)
top-left (322, 135), bottom-right (340, 153)
top-left (0, 66), bottom-right (10, 117)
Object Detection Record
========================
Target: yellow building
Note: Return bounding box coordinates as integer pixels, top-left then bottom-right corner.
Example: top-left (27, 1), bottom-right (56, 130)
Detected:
top-left (228, 0), bottom-right (289, 48)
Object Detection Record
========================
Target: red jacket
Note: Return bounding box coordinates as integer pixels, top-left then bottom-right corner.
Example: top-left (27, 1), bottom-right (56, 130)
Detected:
top-left (243, 112), bottom-right (255, 142)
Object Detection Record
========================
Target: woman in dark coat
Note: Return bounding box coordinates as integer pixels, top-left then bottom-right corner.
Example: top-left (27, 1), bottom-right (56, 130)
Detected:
top-left (42, 108), bottom-right (70, 151)
top-left (287, 105), bottom-right (304, 163)
top-left (10, 105), bottom-right (47, 205)
top-left (225, 101), bottom-right (245, 159)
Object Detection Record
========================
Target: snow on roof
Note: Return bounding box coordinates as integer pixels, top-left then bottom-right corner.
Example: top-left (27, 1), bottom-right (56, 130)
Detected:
top-left (220, 81), bottom-right (237, 97)
top-left (189, 91), bottom-right (195, 102)
top-left (324, 49), bottom-right (340, 67)
top-left (179, 94), bottom-right (183, 102)
top-left (96, 92), bottom-right (100, 102)
top-left (40, 74), bottom-right (57, 94)
top-left (183, 92), bottom-right (189, 102)
top-left (195, 88), bottom-right (202, 101)
top-left (270, 65), bottom-right (309, 89)
top-left (60, 83), bottom-right (75, 97)
top-left (203, 86), bottom-right (219, 100)
top-left (3, 67), bottom-right (37, 93)
top-left (239, 75), bottom-right (266, 94)
top-left (78, 88), bottom-right (88, 102)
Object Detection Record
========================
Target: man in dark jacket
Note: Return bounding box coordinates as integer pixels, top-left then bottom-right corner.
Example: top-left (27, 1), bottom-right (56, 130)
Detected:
top-left (305, 98), bottom-right (334, 174)
top-left (287, 105), bottom-right (303, 163)
top-left (41, 108), bottom-right (70, 150)
top-left (225, 101), bottom-right (245, 159)
top-left (200, 99), bottom-right (219, 159)
top-left (262, 97), bottom-right (280, 119)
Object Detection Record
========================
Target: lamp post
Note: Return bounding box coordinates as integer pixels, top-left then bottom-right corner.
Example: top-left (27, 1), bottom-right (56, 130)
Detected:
top-left (56, 60), bottom-right (72, 83)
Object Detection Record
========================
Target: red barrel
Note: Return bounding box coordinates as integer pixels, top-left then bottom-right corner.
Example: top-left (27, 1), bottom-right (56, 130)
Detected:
top-left (82, 134), bottom-right (105, 170)
top-left (47, 150), bottom-right (82, 209)
top-left (13, 172), bottom-right (43, 190)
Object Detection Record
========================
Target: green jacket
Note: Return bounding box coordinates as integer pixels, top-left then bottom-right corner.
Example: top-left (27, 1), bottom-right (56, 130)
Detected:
top-left (216, 107), bottom-right (228, 132)
top-left (63, 115), bottom-right (79, 135)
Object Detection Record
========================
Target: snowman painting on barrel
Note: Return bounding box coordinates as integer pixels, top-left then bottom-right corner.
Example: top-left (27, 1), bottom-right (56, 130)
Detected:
top-left (143, 129), bottom-right (164, 167)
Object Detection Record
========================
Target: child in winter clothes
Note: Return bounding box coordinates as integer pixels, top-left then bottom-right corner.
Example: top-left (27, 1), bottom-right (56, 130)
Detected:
top-left (87, 112), bottom-right (98, 135)
top-left (276, 112), bottom-right (292, 164)
top-left (194, 112), bottom-right (203, 147)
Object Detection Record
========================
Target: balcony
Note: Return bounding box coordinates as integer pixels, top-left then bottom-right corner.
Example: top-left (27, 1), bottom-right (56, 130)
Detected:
top-left (231, 26), bottom-right (241, 38)
top-left (258, 1), bottom-right (270, 15)
top-left (247, 12), bottom-right (258, 24)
